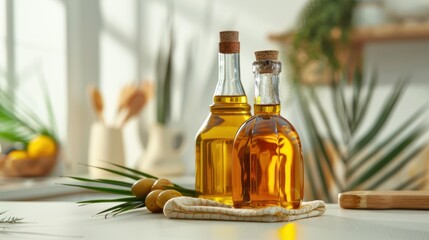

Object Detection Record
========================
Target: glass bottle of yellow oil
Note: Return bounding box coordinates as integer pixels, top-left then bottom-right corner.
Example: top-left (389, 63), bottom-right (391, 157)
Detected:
top-left (232, 50), bottom-right (303, 209)
top-left (195, 31), bottom-right (251, 205)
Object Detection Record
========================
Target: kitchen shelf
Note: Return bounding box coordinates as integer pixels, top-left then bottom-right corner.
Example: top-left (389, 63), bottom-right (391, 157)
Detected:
top-left (269, 23), bottom-right (429, 45)
top-left (269, 23), bottom-right (429, 84)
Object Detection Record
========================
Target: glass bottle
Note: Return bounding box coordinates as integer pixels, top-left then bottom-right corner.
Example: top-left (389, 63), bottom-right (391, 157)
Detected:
top-left (195, 31), bottom-right (251, 205)
top-left (232, 50), bottom-right (303, 209)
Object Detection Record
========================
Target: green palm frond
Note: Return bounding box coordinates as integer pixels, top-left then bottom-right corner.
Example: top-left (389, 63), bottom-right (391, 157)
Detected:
top-left (0, 73), bottom-right (58, 149)
top-left (62, 163), bottom-right (199, 217)
top-left (299, 70), bottom-right (428, 201)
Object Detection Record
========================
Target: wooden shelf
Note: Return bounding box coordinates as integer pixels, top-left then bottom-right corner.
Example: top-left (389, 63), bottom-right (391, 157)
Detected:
top-left (269, 23), bottom-right (429, 84)
top-left (270, 23), bottom-right (429, 45)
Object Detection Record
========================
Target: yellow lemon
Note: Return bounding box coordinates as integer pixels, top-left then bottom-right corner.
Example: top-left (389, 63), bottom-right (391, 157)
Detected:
top-left (27, 135), bottom-right (57, 159)
top-left (8, 150), bottom-right (29, 160)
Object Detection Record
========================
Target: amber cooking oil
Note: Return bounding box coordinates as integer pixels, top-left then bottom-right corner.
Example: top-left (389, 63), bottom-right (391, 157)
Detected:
top-left (232, 51), bottom-right (304, 209)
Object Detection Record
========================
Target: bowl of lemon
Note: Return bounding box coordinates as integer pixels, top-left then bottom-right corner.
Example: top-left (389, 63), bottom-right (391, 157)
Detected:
top-left (0, 135), bottom-right (59, 177)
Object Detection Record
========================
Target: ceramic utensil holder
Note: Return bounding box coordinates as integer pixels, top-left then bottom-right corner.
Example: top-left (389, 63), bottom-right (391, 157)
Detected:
top-left (88, 122), bottom-right (125, 178)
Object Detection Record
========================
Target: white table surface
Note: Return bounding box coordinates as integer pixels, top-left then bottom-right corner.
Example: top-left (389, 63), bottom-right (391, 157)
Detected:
top-left (0, 202), bottom-right (428, 240)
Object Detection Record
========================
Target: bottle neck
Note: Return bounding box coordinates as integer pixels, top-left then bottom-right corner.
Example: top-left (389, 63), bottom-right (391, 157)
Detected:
top-left (253, 72), bottom-right (281, 115)
top-left (214, 53), bottom-right (246, 97)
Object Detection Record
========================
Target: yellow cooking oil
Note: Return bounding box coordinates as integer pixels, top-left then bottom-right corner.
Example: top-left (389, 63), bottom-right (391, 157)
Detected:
top-left (195, 95), bottom-right (251, 205)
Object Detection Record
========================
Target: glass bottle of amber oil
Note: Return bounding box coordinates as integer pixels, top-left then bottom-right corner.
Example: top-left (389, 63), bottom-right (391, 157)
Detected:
top-left (232, 50), bottom-right (303, 209)
top-left (195, 31), bottom-right (251, 205)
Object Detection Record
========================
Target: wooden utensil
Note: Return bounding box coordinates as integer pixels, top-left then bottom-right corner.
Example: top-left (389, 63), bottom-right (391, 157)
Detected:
top-left (115, 81), bottom-right (153, 128)
top-left (338, 190), bottom-right (429, 209)
top-left (87, 85), bottom-right (105, 124)
top-left (117, 83), bottom-right (139, 114)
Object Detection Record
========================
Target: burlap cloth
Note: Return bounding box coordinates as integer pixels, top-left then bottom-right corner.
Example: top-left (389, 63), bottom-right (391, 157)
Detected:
top-left (164, 197), bottom-right (326, 222)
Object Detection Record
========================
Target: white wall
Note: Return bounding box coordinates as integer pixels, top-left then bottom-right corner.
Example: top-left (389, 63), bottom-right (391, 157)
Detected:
top-left (99, 0), bottom-right (429, 175)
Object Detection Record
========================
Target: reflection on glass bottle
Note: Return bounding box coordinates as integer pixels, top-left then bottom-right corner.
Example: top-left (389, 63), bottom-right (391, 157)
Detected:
top-left (232, 50), bottom-right (304, 209)
top-left (195, 31), bottom-right (251, 205)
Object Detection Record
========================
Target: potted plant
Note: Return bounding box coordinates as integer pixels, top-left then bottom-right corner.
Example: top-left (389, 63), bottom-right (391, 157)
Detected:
top-left (285, 0), bottom-right (428, 201)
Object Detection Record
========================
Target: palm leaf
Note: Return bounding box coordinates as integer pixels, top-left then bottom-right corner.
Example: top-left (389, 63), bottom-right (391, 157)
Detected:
top-left (350, 69), bottom-right (363, 133)
top-left (303, 156), bottom-right (320, 200)
top-left (80, 164), bottom-right (141, 180)
top-left (309, 87), bottom-right (345, 163)
top-left (349, 79), bottom-right (406, 158)
top-left (95, 202), bottom-right (135, 216)
top-left (61, 183), bottom-right (133, 196)
top-left (298, 89), bottom-right (334, 201)
top-left (64, 163), bottom-right (199, 216)
top-left (297, 66), bottom-right (427, 202)
top-left (105, 162), bottom-right (193, 191)
top-left (65, 176), bottom-right (133, 188)
top-left (78, 197), bottom-right (142, 204)
top-left (352, 71), bottom-right (378, 139)
top-left (394, 170), bottom-right (427, 190)
top-left (330, 79), bottom-right (351, 143)
top-left (366, 145), bottom-right (426, 190)
top-left (105, 162), bottom-right (158, 179)
top-left (301, 87), bottom-right (343, 191)
top-left (348, 107), bottom-right (427, 174)
top-left (347, 128), bottom-right (424, 190)
top-left (337, 77), bottom-right (353, 137)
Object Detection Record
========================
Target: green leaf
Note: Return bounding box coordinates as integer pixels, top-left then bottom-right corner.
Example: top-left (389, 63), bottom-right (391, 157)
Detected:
top-left (112, 203), bottom-right (145, 216)
top-left (347, 128), bottom-right (424, 190)
top-left (394, 170), bottom-right (427, 190)
top-left (65, 176), bottom-right (133, 188)
top-left (61, 183), bottom-right (133, 196)
top-left (0, 131), bottom-right (30, 144)
top-left (105, 162), bottom-right (158, 180)
top-left (348, 106), bottom-right (427, 174)
top-left (338, 76), bottom-right (353, 136)
top-left (95, 202), bottom-right (134, 216)
top-left (78, 197), bottom-right (143, 204)
top-left (351, 69), bottom-right (363, 132)
top-left (353, 71), bottom-right (378, 135)
top-left (309, 87), bottom-right (344, 164)
top-left (330, 79), bottom-right (351, 143)
top-left (105, 162), bottom-right (192, 190)
top-left (300, 89), bottom-right (343, 191)
top-left (80, 164), bottom-right (141, 181)
top-left (156, 23), bottom-right (174, 124)
top-left (350, 79), bottom-right (406, 157)
top-left (366, 145), bottom-right (426, 190)
top-left (303, 155), bottom-right (320, 200)
top-left (297, 89), bottom-right (334, 201)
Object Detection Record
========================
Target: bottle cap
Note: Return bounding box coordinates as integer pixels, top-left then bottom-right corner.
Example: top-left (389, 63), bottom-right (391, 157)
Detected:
top-left (253, 50), bottom-right (281, 74)
top-left (255, 50), bottom-right (279, 61)
top-left (219, 31), bottom-right (240, 53)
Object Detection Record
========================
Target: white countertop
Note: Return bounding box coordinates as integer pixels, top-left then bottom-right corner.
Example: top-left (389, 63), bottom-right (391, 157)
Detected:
top-left (0, 175), bottom-right (195, 200)
top-left (0, 202), bottom-right (428, 240)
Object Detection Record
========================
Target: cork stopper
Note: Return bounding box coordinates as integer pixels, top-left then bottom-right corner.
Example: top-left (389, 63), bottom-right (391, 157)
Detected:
top-left (253, 50), bottom-right (281, 74)
top-left (219, 31), bottom-right (240, 53)
top-left (220, 31), bottom-right (238, 42)
top-left (255, 50), bottom-right (279, 61)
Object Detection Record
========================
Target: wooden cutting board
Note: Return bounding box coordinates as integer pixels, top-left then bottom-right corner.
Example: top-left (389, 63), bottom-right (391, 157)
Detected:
top-left (338, 190), bottom-right (429, 209)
